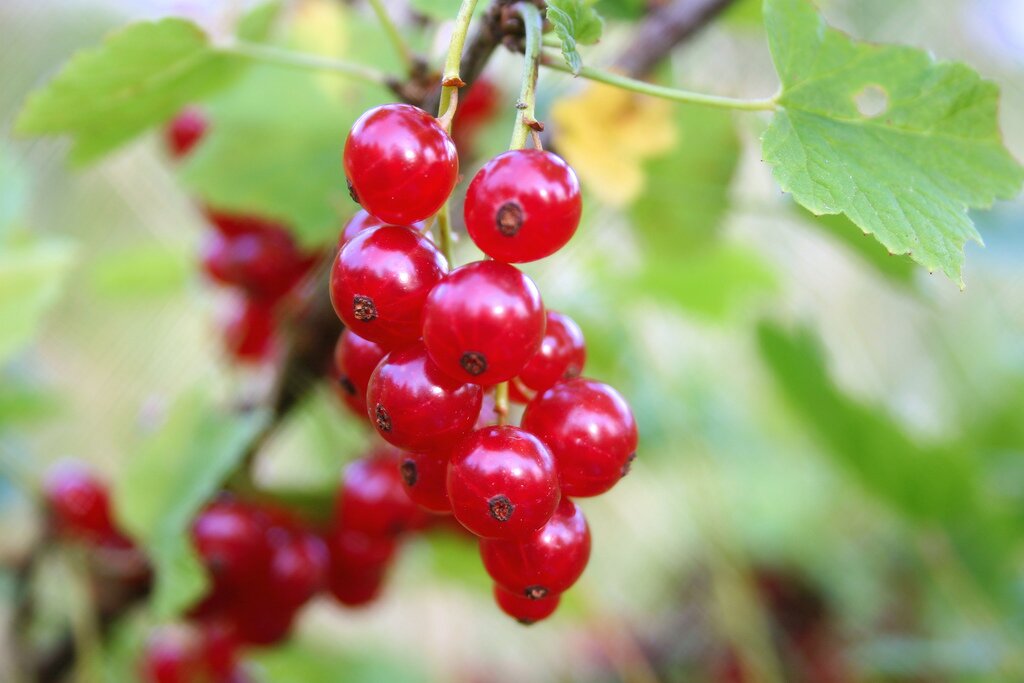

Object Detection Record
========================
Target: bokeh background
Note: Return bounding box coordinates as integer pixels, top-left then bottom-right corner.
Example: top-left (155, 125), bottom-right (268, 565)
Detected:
top-left (1, 0), bottom-right (1023, 681)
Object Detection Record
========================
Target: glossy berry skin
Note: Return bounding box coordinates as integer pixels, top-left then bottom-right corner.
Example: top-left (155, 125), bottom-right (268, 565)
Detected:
top-left (165, 107), bottom-right (207, 158)
top-left (480, 498), bottom-right (590, 599)
top-left (517, 311), bottom-right (586, 395)
top-left (326, 527), bottom-right (397, 571)
top-left (332, 329), bottom-right (387, 416)
top-left (223, 297), bottom-right (275, 363)
top-left (344, 104), bottom-right (458, 225)
top-left (338, 209), bottom-right (387, 248)
top-left (366, 344), bottom-right (483, 451)
top-left (330, 226), bottom-right (448, 349)
top-left (336, 450), bottom-right (421, 537)
top-left (140, 627), bottom-right (203, 683)
top-left (192, 500), bottom-right (270, 592)
top-left (447, 426), bottom-right (560, 540)
top-left (268, 532), bottom-right (328, 608)
top-left (493, 584), bottom-right (561, 625)
top-left (464, 150), bottom-right (581, 263)
top-left (399, 451), bottom-right (452, 513)
top-left (327, 562), bottom-right (387, 607)
top-left (422, 260), bottom-right (545, 385)
top-left (43, 461), bottom-right (119, 543)
top-left (521, 379), bottom-right (638, 497)
top-left (201, 230), bottom-right (310, 301)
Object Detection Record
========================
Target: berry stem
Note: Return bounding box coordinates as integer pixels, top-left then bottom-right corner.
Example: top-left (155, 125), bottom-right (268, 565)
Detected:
top-left (494, 381), bottom-right (510, 426)
top-left (366, 0), bottom-right (420, 75)
top-left (437, 0), bottom-right (482, 128)
top-left (508, 3), bottom-right (544, 151)
top-left (541, 52), bottom-right (779, 111)
top-left (436, 202), bottom-right (455, 266)
top-left (223, 41), bottom-right (393, 87)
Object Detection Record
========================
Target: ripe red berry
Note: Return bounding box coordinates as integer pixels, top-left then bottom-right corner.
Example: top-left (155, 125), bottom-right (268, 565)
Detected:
top-left (338, 209), bottom-right (387, 249)
top-left (464, 150), bottom-right (581, 263)
top-left (366, 344), bottom-right (483, 451)
top-left (344, 104), bottom-right (458, 225)
top-left (398, 451), bottom-right (451, 513)
top-left (326, 527), bottom-right (397, 571)
top-left (327, 562), bottom-right (388, 607)
top-left (492, 584), bottom-right (561, 625)
top-left (330, 226), bottom-right (448, 349)
top-left (43, 461), bottom-right (119, 543)
top-left (332, 329), bottom-right (387, 416)
top-left (336, 450), bottom-right (421, 537)
top-left (521, 379), bottom-right (638, 497)
top-left (480, 498), bottom-right (590, 599)
top-left (165, 107), bottom-right (207, 159)
top-left (447, 426), bottom-right (560, 539)
top-left (229, 598), bottom-right (296, 646)
top-left (515, 311), bottom-right (586, 396)
top-left (192, 500), bottom-right (270, 592)
top-left (422, 260), bottom-right (545, 384)
top-left (267, 532), bottom-right (328, 608)
top-left (201, 230), bottom-right (309, 302)
top-left (222, 297), bottom-right (276, 363)
top-left (140, 627), bottom-right (203, 683)
top-left (197, 620), bottom-right (240, 680)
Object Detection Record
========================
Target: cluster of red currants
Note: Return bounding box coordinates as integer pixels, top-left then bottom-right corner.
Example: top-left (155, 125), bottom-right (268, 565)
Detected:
top-left (166, 108), bottom-right (320, 364)
top-left (331, 101), bottom-right (638, 623)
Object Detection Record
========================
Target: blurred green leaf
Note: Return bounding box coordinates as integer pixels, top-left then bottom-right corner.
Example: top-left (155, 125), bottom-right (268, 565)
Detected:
top-left (112, 391), bottom-right (269, 618)
top-left (595, 0), bottom-right (645, 19)
top-left (724, 0), bottom-right (763, 25)
top-left (89, 244), bottom-right (191, 298)
top-left (0, 238), bottom-right (76, 364)
top-left (250, 641), bottom-right (430, 683)
top-left (14, 4), bottom-right (278, 164)
top-left (0, 378), bottom-right (60, 430)
top-left (547, 0), bottom-right (604, 75)
top-left (414, 530), bottom-right (490, 592)
top-left (0, 149), bottom-right (28, 237)
top-left (407, 0), bottom-right (486, 19)
top-left (762, 0), bottom-right (1024, 286)
top-left (799, 208), bottom-right (917, 284)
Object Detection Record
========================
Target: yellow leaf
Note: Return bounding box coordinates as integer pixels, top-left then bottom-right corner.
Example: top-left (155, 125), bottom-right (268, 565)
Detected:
top-left (551, 81), bottom-right (676, 206)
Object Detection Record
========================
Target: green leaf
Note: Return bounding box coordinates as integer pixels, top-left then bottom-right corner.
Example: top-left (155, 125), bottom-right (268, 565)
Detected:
top-left (14, 4), bottom-right (278, 164)
top-left (0, 379), bottom-right (60, 431)
top-left (89, 245), bottom-right (190, 298)
top-left (112, 392), bottom-right (268, 618)
top-left (250, 642), bottom-right (429, 683)
top-left (547, 0), bottom-right (604, 75)
top-left (0, 239), bottom-right (76, 365)
top-left (407, 0), bottom-right (487, 20)
top-left (761, 0), bottom-right (1024, 286)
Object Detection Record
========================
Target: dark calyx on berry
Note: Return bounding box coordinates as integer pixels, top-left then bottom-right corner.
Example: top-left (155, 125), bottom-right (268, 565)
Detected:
top-left (338, 375), bottom-right (357, 396)
top-left (347, 178), bottom-right (360, 204)
top-left (400, 459), bottom-right (417, 486)
top-left (488, 495), bottom-right (515, 522)
top-left (496, 202), bottom-right (524, 237)
top-left (374, 404), bottom-right (392, 432)
top-left (622, 452), bottom-right (637, 477)
top-left (525, 585), bottom-right (549, 600)
top-left (353, 295), bottom-right (377, 322)
top-left (460, 351), bottom-right (488, 376)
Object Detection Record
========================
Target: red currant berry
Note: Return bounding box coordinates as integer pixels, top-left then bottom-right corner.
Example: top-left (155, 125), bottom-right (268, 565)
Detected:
top-left (197, 620), bottom-right (240, 680)
top-left (332, 329), bottom-right (387, 416)
top-left (268, 532), bottom-right (328, 608)
top-left (43, 461), bottom-right (119, 543)
top-left (493, 584), bottom-right (560, 625)
top-left (338, 209), bottom-right (386, 249)
top-left (480, 498), bottom-right (590, 599)
top-left (464, 150), bottom-right (581, 263)
top-left (327, 527), bottom-right (397, 571)
top-left (223, 297), bottom-right (276, 363)
top-left (229, 598), bottom-right (296, 646)
top-left (330, 226), bottom-right (448, 349)
top-left (366, 344), bottom-right (483, 451)
top-left (204, 210), bottom-right (278, 238)
top-left (521, 379), bottom-right (638, 497)
top-left (399, 451), bottom-right (451, 513)
top-left (422, 260), bottom-right (545, 384)
top-left (343, 104), bottom-right (458, 225)
top-left (327, 562), bottom-right (387, 607)
top-left (140, 627), bottom-right (203, 683)
top-left (516, 311), bottom-right (586, 396)
top-left (336, 450), bottom-right (421, 536)
top-left (201, 230), bottom-right (309, 302)
top-left (192, 500), bottom-right (270, 591)
top-left (447, 426), bottom-right (560, 539)
top-left (165, 107), bottom-right (207, 159)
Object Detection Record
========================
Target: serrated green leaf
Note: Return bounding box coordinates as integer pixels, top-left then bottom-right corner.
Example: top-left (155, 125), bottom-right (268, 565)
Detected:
top-left (761, 0), bottom-right (1024, 286)
top-left (0, 239), bottom-right (76, 365)
top-left (14, 4), bottom-right (278, 164)
top-left (547, 0), bottom-right (604, 75)
top-left (112, 392), bottom-right (268, 618)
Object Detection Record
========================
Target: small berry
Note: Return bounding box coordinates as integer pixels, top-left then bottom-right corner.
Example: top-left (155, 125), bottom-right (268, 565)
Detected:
top-left (516, 311), bottom-right (586, 396)
top-left (192, 500), bottom-right (270, 593)
top-left (422, 260), bottom-right (546, 384)
top-left (267, 531), bottom-right (329, 609)
top-left (229, 598), bottom-right (296, 646)
top-left (327, 562), bottom-right (387, 607)
top-left (165, 107), bottom-right (207, 158)
top-left (480, 498), bottom-right (590, 598)
top-left (338, 210), bottom-right (429, 249)
top-left (336, 450), bottom-right (421, 537)
top-left (344, 104), bottom-right (458, 225)
top-left (326, 527), bottom-right (397, 570)
top-left (399, 450), bottom-right (452, 513)
top-left (43, 461), bottom-right (119, 543)
top-left (330, 226), bottom-right (448, 349)
top-left (201, 228), bottom-right (310, 302)
top-left (332, 329), bottom-right (387, 416)
top-left (447, 426), bottom-right (560, 539)
top-left (521, 379), bottom-right (638, 497)
top-left (492, 584), bottom-right (560, 625)
top-left (222, 297), bottom-right (276, 363)
top-left (464, 149), bottom-right (581, 263)
top-left (140, 626), bottom-right (203, 683)
top-left (366, 344), bottom-right (483, 451)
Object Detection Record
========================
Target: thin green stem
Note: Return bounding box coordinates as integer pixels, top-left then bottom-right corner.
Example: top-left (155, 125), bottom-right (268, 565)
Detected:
top-left (542, 52), bottom-right (779, 112)
top-left (366, 0), bottom-right (418, 74)
top-left (223, 41), bottom-right (394, 87)
top-left (494, 381), bottom-right (510, 426)
top-left (437, 0), bottom-right (481, 124)
top-left (436, 202), bottom-right (454, 266)
top-left (508, 3), bottom-right (544, 150)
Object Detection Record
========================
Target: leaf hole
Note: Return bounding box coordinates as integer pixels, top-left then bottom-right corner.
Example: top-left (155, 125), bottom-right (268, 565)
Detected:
top-left (854, 85), bottom-right (889, 118)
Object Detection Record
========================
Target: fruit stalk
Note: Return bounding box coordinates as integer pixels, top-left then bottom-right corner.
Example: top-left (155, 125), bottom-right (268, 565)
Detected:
top-left (508, 3), bottom-right (544, 151)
